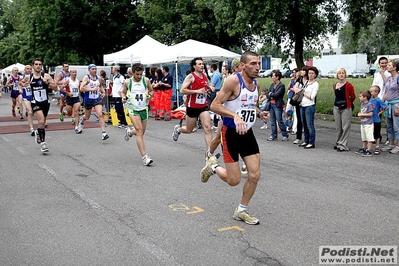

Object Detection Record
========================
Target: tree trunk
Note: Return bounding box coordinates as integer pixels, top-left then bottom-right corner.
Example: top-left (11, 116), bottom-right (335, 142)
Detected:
top-left (294, 35), bottom-right (304, 69)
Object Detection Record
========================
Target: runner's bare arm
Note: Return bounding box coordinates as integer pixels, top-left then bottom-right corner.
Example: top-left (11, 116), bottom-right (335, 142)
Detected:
top-left (211, 75), bottom-right (247, 134)
top-left (59, 79), bottom-right (71, 95)
top-left (146, 77), bottom-right (153, 96)
top-left (79, 76), bottom-right (90, 92)
top-left (19, 76), bottom-right (29, 89)
top-left (44, 74), bottom-right (58, 91)
top-left (5, 77), bottom-right (13, 87)
top-left (55, 72), bottom-right (64, 86)
top-left (121, 79), bottom-right (129, 104)
top-left (210, 75), bottom-right (239, 118)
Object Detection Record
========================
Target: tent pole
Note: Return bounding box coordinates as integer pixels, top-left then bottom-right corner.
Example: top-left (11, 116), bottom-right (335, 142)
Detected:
top-left (175, 62), bottom-right (179, 107)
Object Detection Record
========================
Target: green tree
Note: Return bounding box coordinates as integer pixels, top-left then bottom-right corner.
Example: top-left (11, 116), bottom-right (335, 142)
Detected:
top-left (136, 0), bottom-right (244, 50)
top-left (0, 0), bottom-right (146, 66)
top-left (339, 11), bottom-right (399, 62)
top-left (206, 0), bottom-right (341, 68)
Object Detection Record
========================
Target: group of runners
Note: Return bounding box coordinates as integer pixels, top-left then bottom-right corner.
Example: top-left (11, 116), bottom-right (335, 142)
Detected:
top-left (3, 51), bottom-right (266, 224)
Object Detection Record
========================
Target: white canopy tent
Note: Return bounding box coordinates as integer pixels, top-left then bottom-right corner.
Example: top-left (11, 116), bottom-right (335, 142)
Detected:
top-left (103, 35), bottom-right (168, 65)
top-left (140, 39), bottom-right (241, 65)
top-left (2, 63), bottom-right (26, 74)
top-left (137, 39), bottom-right (241, 106)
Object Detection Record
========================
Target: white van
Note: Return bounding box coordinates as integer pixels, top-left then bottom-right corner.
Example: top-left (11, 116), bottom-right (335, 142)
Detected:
top-left (54, 65), bottom-right (112, 82)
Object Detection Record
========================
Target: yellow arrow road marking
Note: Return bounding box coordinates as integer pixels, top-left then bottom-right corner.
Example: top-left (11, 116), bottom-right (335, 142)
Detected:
top-left (218, 226), bottom-right (245, 232)
top-left (186, 206), bottom-right (204, 214)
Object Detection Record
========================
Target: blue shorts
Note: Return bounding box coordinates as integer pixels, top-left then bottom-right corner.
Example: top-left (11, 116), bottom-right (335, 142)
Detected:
top-left (23, 96), bottom-right (33, 101)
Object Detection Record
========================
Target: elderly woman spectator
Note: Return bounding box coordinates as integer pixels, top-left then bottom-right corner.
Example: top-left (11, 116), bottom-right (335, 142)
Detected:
top-left (267, 70), bottom-right (289, 141)
top-left (333, 68), bottom-right (356, 152)
top-left (295, 66), bottom-right (319, 149)
top-left (381, 60), bottom-right (399, 153)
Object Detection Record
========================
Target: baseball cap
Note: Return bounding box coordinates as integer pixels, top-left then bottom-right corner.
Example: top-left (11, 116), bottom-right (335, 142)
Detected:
top-left (232, 58), bottom-right (240, 69)
top-left (88, 64), bottom-right (97, 70)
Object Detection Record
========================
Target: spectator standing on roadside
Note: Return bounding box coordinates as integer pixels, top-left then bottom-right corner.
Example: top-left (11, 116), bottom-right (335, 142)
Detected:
top-left (380, 60), bottom-right (399, 153)
top-left (259, 88), bottom-right (268, 129)
top-left (296, 66), bottom-right (319, 149)
top-left (287, 68), bottom-right (299, 133)
top-left (148, 67), bottom-right (158, 117)
top-left (291, 66), bottom-right (309, 145)
top-left (209, 64), bottom-right (222, 128)
top-left (152, 69), bottom-right (163, 119)
top-left (111, 65), bottom-right (128, 128)
top-left (2, 73), bottom-right (7, 93)
top-left (369, 85), bottom-right (387, 155)
top-left (333, 68), bottom-right (356, 152)
top-left (157, 66), bottom-right (173, 121)
top-left (267, 70), bottom-right (289, 141)
top-left (355, 90), bottom-right (374, 157)
top-left (372, 56), bottom-right (390, 100)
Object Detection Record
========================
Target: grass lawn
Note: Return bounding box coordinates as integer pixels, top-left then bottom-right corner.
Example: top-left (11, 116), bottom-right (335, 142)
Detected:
top-left (257, 77), bottom-right (373, 115)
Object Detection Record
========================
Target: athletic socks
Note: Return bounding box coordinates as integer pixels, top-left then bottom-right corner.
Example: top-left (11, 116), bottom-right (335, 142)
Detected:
top-left (237, 204), bottom-right (248, 213)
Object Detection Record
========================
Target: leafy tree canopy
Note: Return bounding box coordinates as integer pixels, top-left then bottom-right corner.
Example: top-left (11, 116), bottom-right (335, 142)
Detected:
top-left (0, 0), bottom-right (398, 70)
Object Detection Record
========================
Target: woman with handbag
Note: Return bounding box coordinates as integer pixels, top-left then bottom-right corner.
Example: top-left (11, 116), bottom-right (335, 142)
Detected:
top-left (333, 68), bottom-right (356, 152)
top-left (290, 66), bottom-right (310, 144)
top-left (295, 66), bottom-right (319, 149)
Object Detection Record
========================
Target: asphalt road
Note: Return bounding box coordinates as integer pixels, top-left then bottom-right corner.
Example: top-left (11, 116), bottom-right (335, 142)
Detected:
top-left (0, 92), bottom-right (398, 266)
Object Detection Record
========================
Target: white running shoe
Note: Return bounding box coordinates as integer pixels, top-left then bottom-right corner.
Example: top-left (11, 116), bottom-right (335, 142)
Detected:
top-left (233, 208), bottom-right (259, 225)
top-left (102, 132), bottom-right (109, 140)
top-left (40, 142), bottom-right (49, 153)
top-left (172, 125), bottom-right (180, 141)
top-left (124, 127), bottom-right (131, 141)
top-left (76, 123), bottom-right (83, 134)
top-left (142, 155), bottom-right (153, 166)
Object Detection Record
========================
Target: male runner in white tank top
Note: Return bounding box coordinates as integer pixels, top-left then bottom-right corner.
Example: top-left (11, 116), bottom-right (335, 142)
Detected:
top-left (200, 51), bottom-right (269, 225)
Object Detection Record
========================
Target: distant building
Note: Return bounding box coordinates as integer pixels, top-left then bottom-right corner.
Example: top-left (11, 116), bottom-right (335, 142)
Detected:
top-left (321, 48), bottom-right (342, 56)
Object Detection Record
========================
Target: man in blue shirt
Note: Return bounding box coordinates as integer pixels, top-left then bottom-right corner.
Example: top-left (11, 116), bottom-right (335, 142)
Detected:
top-left (209, 64), bottom-right (222, 127)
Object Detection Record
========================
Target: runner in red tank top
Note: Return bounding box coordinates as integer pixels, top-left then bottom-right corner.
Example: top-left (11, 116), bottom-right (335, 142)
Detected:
top-left (172, 57), bottom-right (213, 156)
